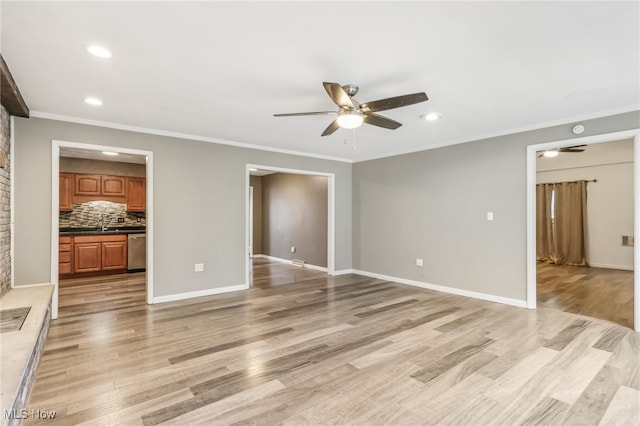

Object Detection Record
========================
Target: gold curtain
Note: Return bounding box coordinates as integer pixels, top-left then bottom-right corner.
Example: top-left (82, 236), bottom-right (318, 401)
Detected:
top-left (536, 183), bottom-right (555, 262)
top-left (536, 180), bottom-right (589, 266)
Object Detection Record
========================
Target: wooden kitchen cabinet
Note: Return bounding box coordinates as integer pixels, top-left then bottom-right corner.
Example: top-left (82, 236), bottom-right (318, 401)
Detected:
top-left (102, 241), bottom-right (128, 270)
top-left (75, 174), bottom-right (126, 197)
top-left (126, 177), bottom-right (146, 212)
top-left (62, 173), bottom-right (142, 206)
top-left (74, 174), bottom-right (102, 196)
top-left (74, 242), bottom-right (102, 273)
top-left (59, 173), bottom-right (74, 211)
top-left (73, 234), bottom-right (127, 275)
top-left (59, 236), bottom-right (73, 275)
top-left (102, 176), bottom-right (126, 197)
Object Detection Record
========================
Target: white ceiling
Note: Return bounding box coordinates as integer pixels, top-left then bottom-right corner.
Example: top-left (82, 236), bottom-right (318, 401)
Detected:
top-left (2, 1), bottom-right (638, 163)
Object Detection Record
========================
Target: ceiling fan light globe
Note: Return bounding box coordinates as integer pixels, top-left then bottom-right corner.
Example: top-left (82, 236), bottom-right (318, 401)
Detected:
top-left (336, 111), bottom-right (363, 129)
top-left (543, 150), bottom-right (559, 158)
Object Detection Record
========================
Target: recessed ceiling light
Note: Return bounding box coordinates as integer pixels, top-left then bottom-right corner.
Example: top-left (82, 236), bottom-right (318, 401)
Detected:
top-left (421, 112), bottom-right (442, 121)
top-left (102, 151), bottom-right (119, 156)
top-left (84, 97), bottom-right (103, 106)
top-left (543, 150), bottom-right (559, 158)
top-left (87, 45), bottom-right (112, 58)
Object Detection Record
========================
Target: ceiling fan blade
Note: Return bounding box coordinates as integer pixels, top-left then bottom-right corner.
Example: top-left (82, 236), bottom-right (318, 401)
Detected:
top-left (363, 112), bottom-right (402, 130)
top-left (321, 119), bottom-right (341, 136)
top-left (323, 82), bottom-right (354, 109)
top-left (273, 111), bottom-right (336, 117)
top-left (360, 92), bottom-right (428, 113)
top-left (558, 148), bottom-right (585, 153)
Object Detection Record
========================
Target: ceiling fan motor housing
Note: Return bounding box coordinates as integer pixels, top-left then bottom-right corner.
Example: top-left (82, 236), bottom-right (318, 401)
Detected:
top-left (342, 84), bottom-right (359, 98)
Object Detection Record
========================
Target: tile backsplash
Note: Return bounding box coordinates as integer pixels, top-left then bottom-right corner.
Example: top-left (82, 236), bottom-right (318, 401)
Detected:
top-left (60, 201), bottom-right (145, 228)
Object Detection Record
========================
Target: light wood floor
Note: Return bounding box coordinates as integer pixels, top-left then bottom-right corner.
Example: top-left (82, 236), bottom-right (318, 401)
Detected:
top-left (537, 262), bottom-right (634, 329)
top-left (25, 259), bottom-right (639, 425)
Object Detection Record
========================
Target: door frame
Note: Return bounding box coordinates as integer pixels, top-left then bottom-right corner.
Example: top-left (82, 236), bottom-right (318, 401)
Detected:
top-left (245, 164), bottom-right (336, 286)
top-left (50, 140), bottom-right (154, 319)
top-left (526, 128), bottom-right (640, 332)
top-left (248, 186), bottom-right (253, 258)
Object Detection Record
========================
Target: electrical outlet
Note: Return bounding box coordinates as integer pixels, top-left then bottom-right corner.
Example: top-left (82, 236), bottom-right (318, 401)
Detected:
top-left (416, 258), bottom-right (423, 267)
top-left (487, 212), bottom-right (494, 221)
top-left (195, 263), bottom-right (204, 272)
top-left (291, 246), bottom-right (296, 253)
top-left (117, 217), bottom-right (125, 223)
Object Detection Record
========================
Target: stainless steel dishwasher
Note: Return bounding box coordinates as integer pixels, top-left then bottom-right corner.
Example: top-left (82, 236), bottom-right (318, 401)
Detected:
top-left (128, 233), bottom-right (146, 272)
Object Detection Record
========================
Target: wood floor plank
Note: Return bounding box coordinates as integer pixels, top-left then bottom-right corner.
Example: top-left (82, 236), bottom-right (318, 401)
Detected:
top-left (598, 385), bottom-right (640, 426)
top-left (410, 337), bottom-right (494, 383)
top-left (563, 365), bottom-right (627, 425)
top-left (22, 259), bottom-right (639, 425)
top-left (543, 319), bottom-right (591, 351)
top-left (519, 397), bottom-right (570, 426)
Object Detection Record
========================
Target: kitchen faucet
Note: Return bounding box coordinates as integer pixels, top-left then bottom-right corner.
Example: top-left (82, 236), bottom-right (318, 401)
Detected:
top-left (99, 215), bottom-right (108, 232)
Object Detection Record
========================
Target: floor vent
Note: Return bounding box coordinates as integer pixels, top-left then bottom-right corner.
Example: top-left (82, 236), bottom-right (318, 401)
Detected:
top-left (292, 259), bottom-right (305, 268)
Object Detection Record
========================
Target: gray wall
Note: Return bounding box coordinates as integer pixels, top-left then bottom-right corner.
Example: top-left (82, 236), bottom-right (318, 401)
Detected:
top-left (353, 111), bottom-right (640, 301)
top-left (13, 117), bottom-right (352, 296)
top-left (0, 106), bottom-right (11, 297)
top-left (13, 111), bottom-right (639, 303)
top-left (249, 175), bottom-right (263, 255)
top-left (262, 173), bottom-right (328, 267)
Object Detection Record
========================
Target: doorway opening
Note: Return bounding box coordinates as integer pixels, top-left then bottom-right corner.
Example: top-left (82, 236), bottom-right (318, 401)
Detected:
top-left (245, 164), bottom-right (335, 287)
top-left (50, 140), bottom-right (154, 319)
top-left (526, 129), bottom-right (640, 332)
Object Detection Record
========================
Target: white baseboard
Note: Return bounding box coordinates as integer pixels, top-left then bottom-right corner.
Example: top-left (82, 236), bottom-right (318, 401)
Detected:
top-left (153, 284), bottom-right (248, 304)
top-left (589, 263), bottom-right (634, 271)
top-left (333, 269), bottom-right (356, 275)
top-left (351, 269), bottom-right (528, 309)
top-left (254, 254), bottom-right (327, 272)
top-left (11, 282), bottom-right (52, 288)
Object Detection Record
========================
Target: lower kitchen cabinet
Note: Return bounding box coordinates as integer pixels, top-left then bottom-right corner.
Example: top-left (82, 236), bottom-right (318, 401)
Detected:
top-left (102, 241), bottom-right (128, 270)
top-left (71, 234), bottom-right (127, 275)
top-left (59, 236), bottom-right (73, 275)
top-left (74, 242), bottom-right (102, 273)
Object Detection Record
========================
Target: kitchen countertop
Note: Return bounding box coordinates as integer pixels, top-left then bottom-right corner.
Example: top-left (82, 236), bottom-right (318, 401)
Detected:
top-left (59, 226), bottom-right (146, 236)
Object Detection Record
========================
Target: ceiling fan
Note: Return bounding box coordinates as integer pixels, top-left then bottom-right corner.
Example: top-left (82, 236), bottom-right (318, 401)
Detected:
top-left (538, 145), bottom-right (586, 158)
top-left (274, 82), bottom-right (428, 136)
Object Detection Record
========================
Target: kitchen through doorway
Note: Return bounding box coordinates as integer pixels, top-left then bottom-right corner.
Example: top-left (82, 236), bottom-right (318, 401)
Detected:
top-left (51, 141), bottom-right (154, 319)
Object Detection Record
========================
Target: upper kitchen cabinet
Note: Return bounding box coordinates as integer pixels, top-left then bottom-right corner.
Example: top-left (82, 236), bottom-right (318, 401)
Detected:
top-left (102, 176), bottom-right (126, 197)
top-left (74, 174), bottom-right (101, 196)
top-left (59, 173), bottom-right (74, 211)
top-left (73, 174), bottom-right (126, 202)
top-left (126, 177), bottom-right (146, 212)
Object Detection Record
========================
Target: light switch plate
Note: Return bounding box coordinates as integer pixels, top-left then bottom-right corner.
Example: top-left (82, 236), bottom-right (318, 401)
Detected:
top-left (416, 258), bottom-right (423, 267)
top-left (487, 212), bottom-right (494, 221)
top-left (195, 263), bottom-right (204, 272)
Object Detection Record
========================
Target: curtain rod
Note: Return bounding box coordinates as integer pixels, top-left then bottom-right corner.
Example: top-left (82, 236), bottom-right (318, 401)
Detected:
top-left (538, 179), bottom-right (597, 185)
